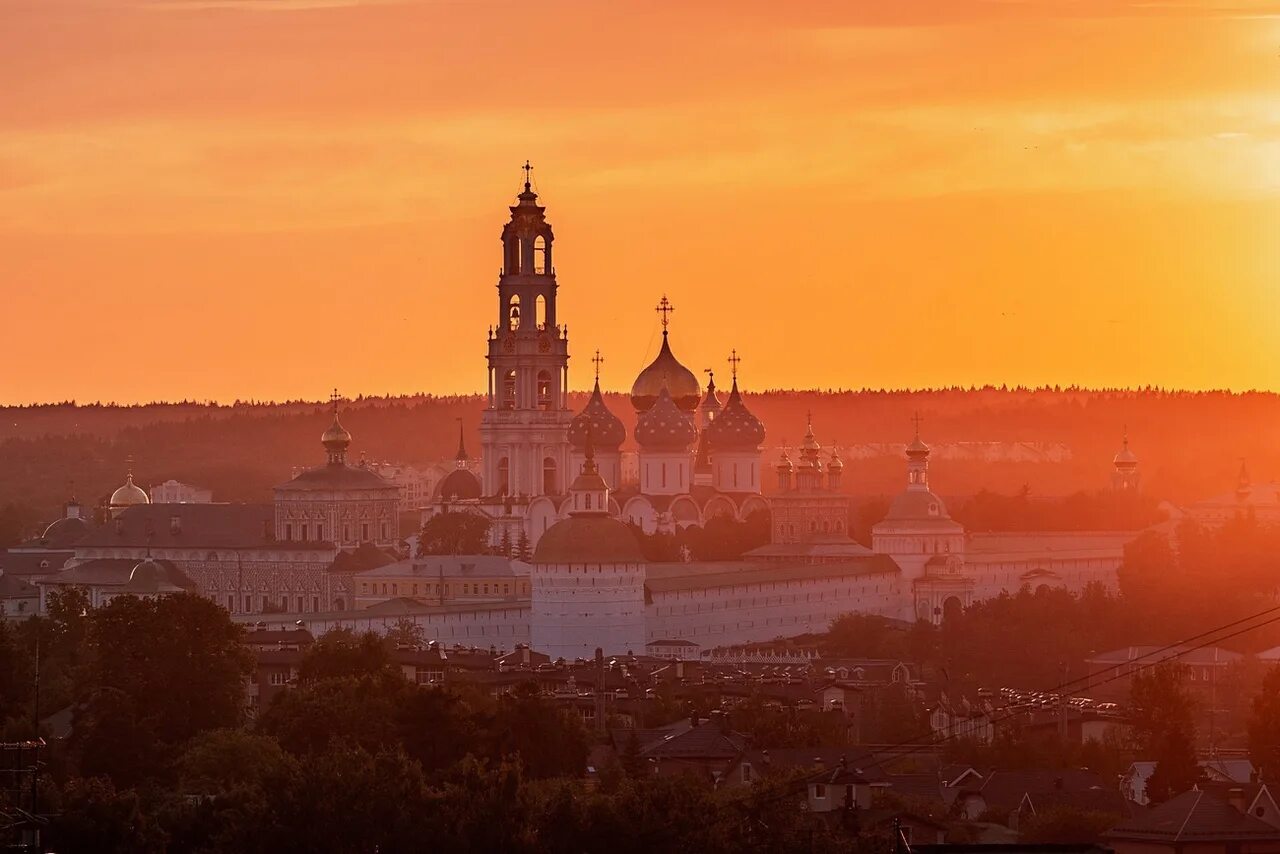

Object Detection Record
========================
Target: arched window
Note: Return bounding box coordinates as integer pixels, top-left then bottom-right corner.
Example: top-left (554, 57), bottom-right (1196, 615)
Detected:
top-left (535, 294), bottom-right (547, 330)
top-left (543, 457), bottom-right (558, 495)
top-left (498, 458), bottom-right (510, 496)
top-left (537, 370), bottom-right (552, 410)
top-left (508, 294), bottom-right (521, 331)
top-left (502, 370), bottom-right (517, 409)
top-left (534, 235), bottom-right (548, 273)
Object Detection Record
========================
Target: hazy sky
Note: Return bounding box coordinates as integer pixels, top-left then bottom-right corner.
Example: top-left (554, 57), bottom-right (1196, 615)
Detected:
top-left (2, 0), bottom-right (1278, 403)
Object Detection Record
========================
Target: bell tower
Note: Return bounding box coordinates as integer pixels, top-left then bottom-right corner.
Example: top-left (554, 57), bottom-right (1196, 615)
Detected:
top-left (480, 164), bottom-right (572, 499)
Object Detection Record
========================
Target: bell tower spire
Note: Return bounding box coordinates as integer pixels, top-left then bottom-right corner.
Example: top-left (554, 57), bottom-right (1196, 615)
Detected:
top-left (481, 166), bottom-right (572, 503)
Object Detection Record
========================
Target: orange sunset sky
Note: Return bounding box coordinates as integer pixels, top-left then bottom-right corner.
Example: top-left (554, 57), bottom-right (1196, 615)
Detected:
top-left (2, 0), bottom-right (1278, 404)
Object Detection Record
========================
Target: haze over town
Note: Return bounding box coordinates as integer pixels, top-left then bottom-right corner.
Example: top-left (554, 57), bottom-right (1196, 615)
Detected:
top-left (3, 2), bottom-right (1280, 853)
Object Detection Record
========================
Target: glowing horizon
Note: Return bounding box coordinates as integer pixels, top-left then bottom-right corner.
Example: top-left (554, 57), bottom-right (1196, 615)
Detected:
top-left (2, 0), bottom-right (1278, 404)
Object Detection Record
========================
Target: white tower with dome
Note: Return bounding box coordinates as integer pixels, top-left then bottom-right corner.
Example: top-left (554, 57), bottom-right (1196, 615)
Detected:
top-left (871, 417), bottom-right (966, 621)
top-left (530, 436), bottom-right (646, 661)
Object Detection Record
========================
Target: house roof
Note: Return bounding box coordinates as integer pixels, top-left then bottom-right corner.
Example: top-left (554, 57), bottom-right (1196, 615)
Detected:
top-left (979, 769), bottom-right (1110, 812)
top-left (74, 504), bottom-right (302, 550)
top-left (0, 550), bottom-right (74, 577)
top-left (1106, 789), bottom-right (1280, 842)
top-left (1087, 645), bottom-right (1243, 667)
top-left (0, 574), bottom-right (37, 599)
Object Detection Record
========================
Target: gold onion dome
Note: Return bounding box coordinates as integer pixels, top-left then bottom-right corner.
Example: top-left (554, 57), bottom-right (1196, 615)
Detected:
top-left (635, 385), bottom-right (698, 450)
top-left (630, 332), bottom-right (701, 413)
top-left (829, 448), bottom-right (845, 470)
top-left (568, 379), bottom-right (627, 450)
top-left (322, 416), bottom-right (352, 456)
top-left (703, 379), bottom-right (765, 451)
top-left (110, 473), bottom-right (150, 508)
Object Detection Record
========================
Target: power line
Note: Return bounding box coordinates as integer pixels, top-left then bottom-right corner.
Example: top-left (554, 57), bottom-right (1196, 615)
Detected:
top-left (850, 605), bottom-right (1280, 775)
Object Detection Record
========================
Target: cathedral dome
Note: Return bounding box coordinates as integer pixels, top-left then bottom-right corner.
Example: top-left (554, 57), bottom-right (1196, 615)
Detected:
top-left (829, 450), bottom-right (845, 471)
top-left (438, 468), bottom-right (483, 501)
top-left (635, 385), bottom-right (697, 451)
top-left (322, 417), bottom-right (352, 456)
top-left (110, 474), bottom-right (150, 510)
top-left (569, 380), bottom-right (626, 450)
top-left (703, 380), bottom-right (765, 452)
top-left (533, 515), bottom-right (644, 564)
top-left (630, 332), bottom-right (700, 413)
top-left (885, 488), bottom-right (951, 521)
top-left (124, 557), bottom-right (193, 595)
top-left (776, 450), bottom-right (794, 473)
top-left (41, 515), bottom-right (91, 548)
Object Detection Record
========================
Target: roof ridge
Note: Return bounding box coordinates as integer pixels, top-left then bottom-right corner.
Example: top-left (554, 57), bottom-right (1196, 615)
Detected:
top-left (1175, 789), bottom-right (1203, 841)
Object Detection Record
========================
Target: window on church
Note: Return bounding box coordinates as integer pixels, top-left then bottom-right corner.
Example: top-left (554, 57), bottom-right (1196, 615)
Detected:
top-left (284, 524), bottom-right (292, 541)
top-left (312, 596), bottom-right (319, 612)
top-left (300, 524), bottom-right (308, 542)
top-left (498, 458), bottom-right (510, 495)
top-left (502, 371), bottom-right (517, 409)
top-left (316, 524), bottom-right (324, 541)
top-left (537, 371), bottom-right (553, 410)
top-left (381, 522), bottom-right (388, 540)
top-left (508, 294), bottom-right (521, 331)
top-left (535, 292), bottom-right (547, 328)
top-left (543, 456), bottom-right (557, 493)
top-left (534, 236), bottom-right (547, 275)
top-left (227, 595), bottom-right (234, 612)
top-left (343, 524), bottom-right (350, 542)
top-left (362, 523), bottom-right (369, 541)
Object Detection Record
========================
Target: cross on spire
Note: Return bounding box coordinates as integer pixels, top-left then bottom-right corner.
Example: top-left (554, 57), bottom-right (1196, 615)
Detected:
top-left (330, 388), bottom-right (340, 416)
top-left (655, 294), bottom-right (674, 330)
top-left (522, 160), bottom-right (533, 190)
top-left (912, 411), bottom-right (923, 438)
top-left (728, 349), bottom-right (741, 380)
top-left (592, 349), bottom-right (604, 380)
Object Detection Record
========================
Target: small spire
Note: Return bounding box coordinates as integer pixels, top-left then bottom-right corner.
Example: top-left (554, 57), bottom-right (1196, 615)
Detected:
top-left (582, 423), bottom-right (598, 475)
top-left (455, 417), bottom-right (468, 465)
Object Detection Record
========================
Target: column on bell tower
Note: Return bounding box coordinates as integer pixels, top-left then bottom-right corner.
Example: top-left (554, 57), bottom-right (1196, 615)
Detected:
top-left (480, 164), bottom-right (574, 500)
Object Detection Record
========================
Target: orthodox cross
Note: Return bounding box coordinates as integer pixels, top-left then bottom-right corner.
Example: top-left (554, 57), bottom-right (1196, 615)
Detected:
top-left (728, 349), bottom-right (741, 379)
top-left (655, 295), bottom-right (674, 330)
top-left (522, 160), bottom-right (533, 188)
top-left (330, 388), bottom-right (340, 415)
top-left (912, 411), bottom-right (923, 437)
top-left (592, 349), bottom-right (604, 380)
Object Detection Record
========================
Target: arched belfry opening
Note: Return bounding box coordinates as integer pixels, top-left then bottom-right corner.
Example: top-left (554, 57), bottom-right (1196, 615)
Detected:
top-left (508, 294), bottom-right (521, 331)
top-left (534, 235), bottom-right (548, 274)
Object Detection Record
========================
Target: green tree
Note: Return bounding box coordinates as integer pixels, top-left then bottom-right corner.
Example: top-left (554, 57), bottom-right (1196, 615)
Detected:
top-left (1146, 727), bottom-right (1203, 803)
top-left (1249, 666), bottom-right (1280, 784)
top-left (480, 682), bottom-right (588, 779)
top-left (418, 511), bottom-right (490, 556)
top-left (1020, 806), bottom-right (1119, 844)
top-left (175, 729), bottom-right (293, 795)
top-left (47, 777), bottom-right (167, 854)
top-left (71, 593), bottom-right (252, 784)
top-left (298, 628), bottom-right (395, 683)
top-left (385, 618), bottom-right (427, 649)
